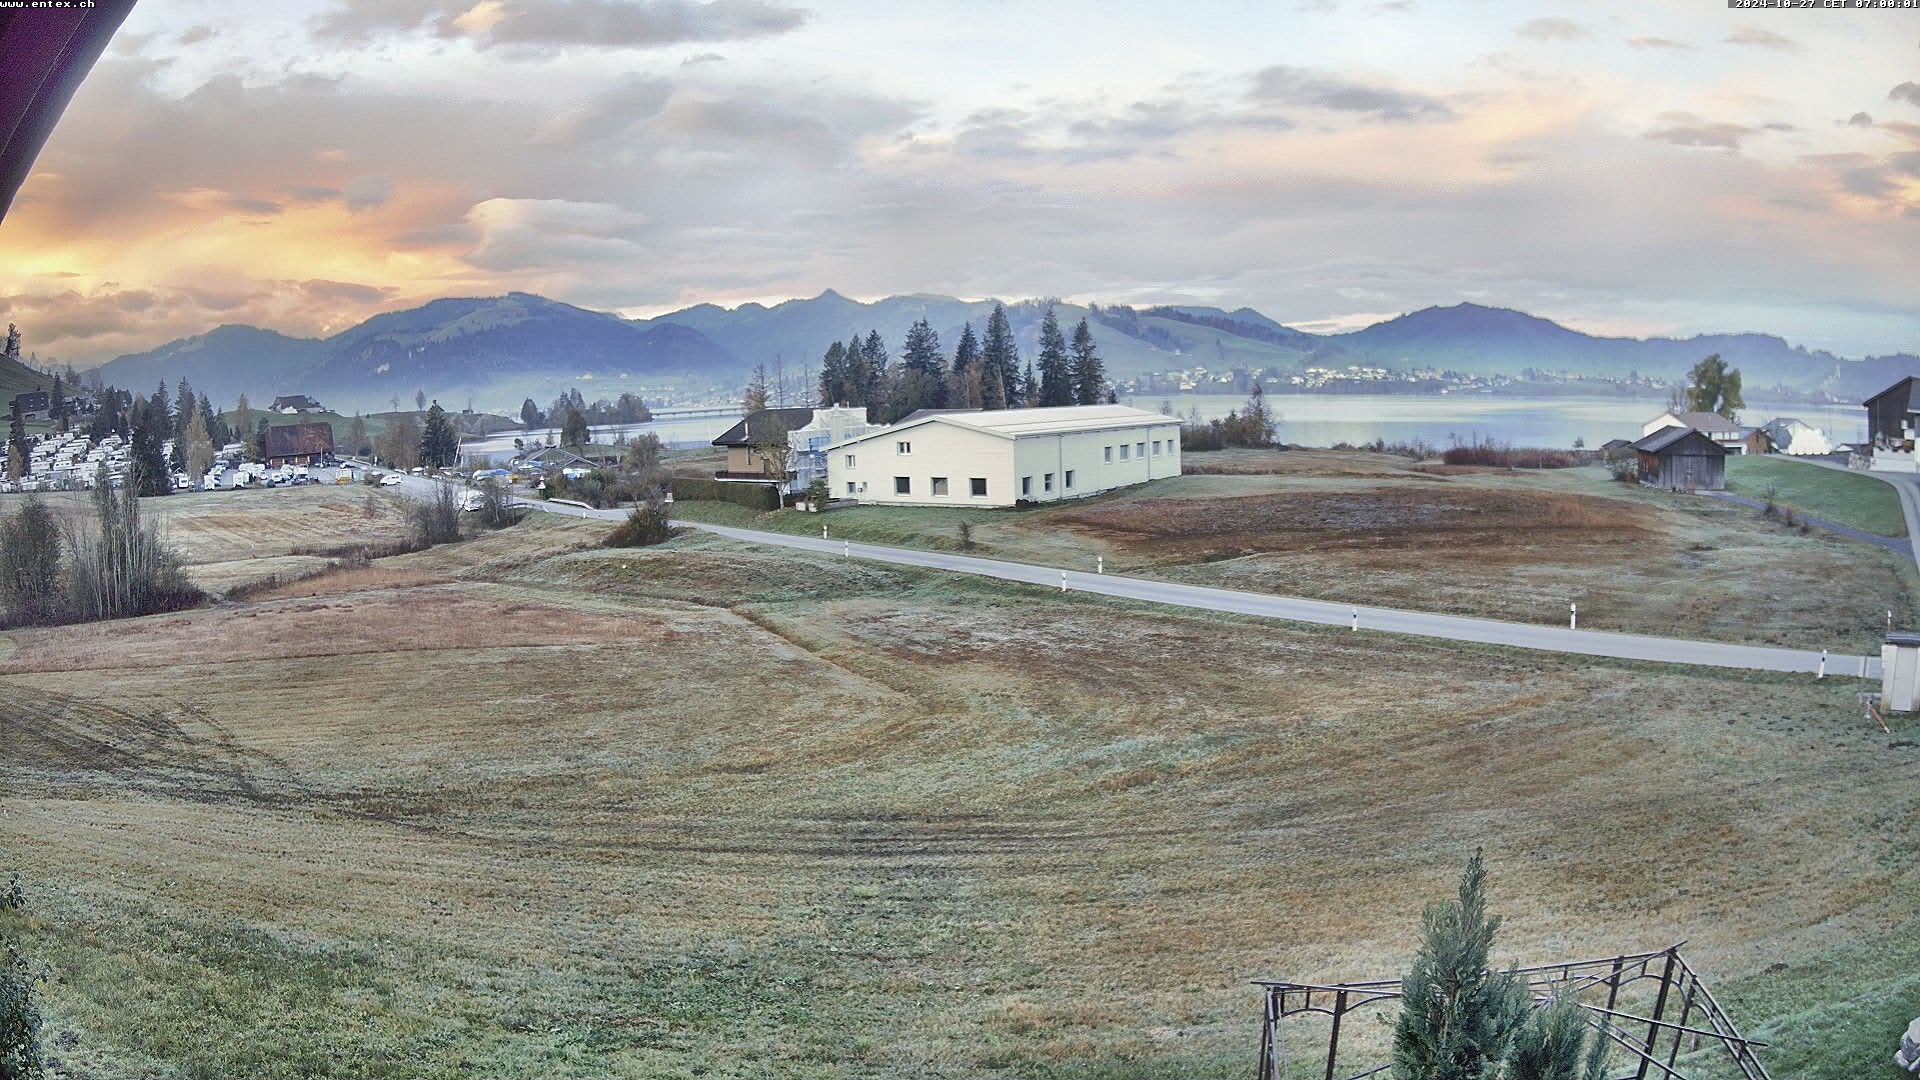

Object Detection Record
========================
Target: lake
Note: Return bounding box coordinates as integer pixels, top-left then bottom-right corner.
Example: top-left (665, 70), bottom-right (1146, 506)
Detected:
top-left (463, 393), bottom-right (1868, 459)
top-left (1132, 392), bottom-right (1867, 451)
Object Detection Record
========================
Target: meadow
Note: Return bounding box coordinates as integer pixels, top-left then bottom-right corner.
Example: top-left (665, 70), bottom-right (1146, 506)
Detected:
top-left (1, 497), bottom-right (1915, 1079)
top-left (670, 449), bottom-right (1920, 653)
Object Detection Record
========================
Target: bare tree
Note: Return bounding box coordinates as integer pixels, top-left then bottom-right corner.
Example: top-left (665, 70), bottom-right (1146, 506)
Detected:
top-left (746, 413), bottom-right (793, 486)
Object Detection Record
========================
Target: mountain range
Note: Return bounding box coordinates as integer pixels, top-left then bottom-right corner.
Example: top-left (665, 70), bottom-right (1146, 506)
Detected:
top-left (75, 290), bottom-right (1917, 415)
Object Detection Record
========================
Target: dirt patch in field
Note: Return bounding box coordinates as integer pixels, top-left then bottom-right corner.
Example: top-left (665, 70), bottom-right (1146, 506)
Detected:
top-left (0, 585), bottom-right (687, 673)
top-left (1051, 485), bottom-right (1657, 562)
top-left (243, 565), bottom-right (454, 600)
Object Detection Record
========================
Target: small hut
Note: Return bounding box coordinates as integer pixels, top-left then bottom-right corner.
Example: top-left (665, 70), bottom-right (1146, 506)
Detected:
top-left (1631, 426), bottom-right (1726, 491)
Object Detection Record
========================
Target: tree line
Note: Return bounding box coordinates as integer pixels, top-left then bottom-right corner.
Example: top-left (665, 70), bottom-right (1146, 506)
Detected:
top-left (783, 301), bottom-right (1110, 423)
top-left (0, 482), bottom-right (201, 628)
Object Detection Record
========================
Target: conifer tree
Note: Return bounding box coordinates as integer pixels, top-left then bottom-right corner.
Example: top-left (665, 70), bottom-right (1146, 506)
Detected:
top-left (183, 403), bottom-right (214, 485)
top-left (1505, 997), bottom-right (1607, 1080)
top-left (1069, 318), bottom-right (1107, 405)
top-left (743, 364), bottom-right (771, 414)
top-left (48, 375), bottom-right (66, 431)
top-left (1391, 851), bottom-right (1529, 1080)
top-left (347, 414), bottom-right (370, 457)
top-left (981, 304), bottom-right (1019, 409)
top-left (420, 402), bottom-right (460, 466)
top-left (1036, 305), bottom-right (1074, 407)
top-left (818, 340), bottom-right (850, 406)
top-left (948, 323), bottom-right (980, 407)
top-left (842, 334), bottom-right (871, 411)
top-left (861, 330), bottom-right (890, 412)
top-left (559, 408), bottom-right (589, 448)
top-left (130, 394), bottom-right (171, 496)
top-left (899, 318), bottom-right (946, 416)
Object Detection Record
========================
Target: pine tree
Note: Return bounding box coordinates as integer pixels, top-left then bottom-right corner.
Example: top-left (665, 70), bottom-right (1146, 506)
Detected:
top-left (861, 330), bottom-right (890, 413)
top-left (2, 323), bottom-right (19, 362)
top-left (520, 398), bottom-right (542, 430)
top-left (174, 377), bottom-right (195, 444)
top-left (130, 394), bottom-right (171, 496)
top-left (420, 402), bottom-right (459, 467)
top-left (899, 319), bottom-right (946, 417)
top-left (981, 304), bottom-right (1019, 409)
top-left (1035, 305), bottom-right (1074, 407)
top-left (948, 323), bottom-right (980, 407)
top-left (48, 375), bottom-right (66, 431)
top-left (1069, 318), bottom-right (1106, 405)
top-left (5, 397), bottom-right (24, 472)
top-left (1391, 850), bottom-right (1529, 1080)
top-left (818, 341), bottom-right (850, 406)
top-left (198, 393), bottom-right (226, 450)
top-left (560, 408), bottom-right (589, 448)
top-left (1021, 360), bottom-right (1038, 407)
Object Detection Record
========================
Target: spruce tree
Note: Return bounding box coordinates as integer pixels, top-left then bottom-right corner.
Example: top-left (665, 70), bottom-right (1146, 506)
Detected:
top-left (949, 323), bottom-right (980, 407)
top-left (743, 364), bottom-right (771, 414)
top-left (818, 341), bottom-right (849, 406)
top-left (981, 304), bottom-right (1019, 409)
top-left (1505, 997), bottom-right (1607, 1080)
top-left (130, 394), bottom-right (171, 496)
top-left (520, 398), bottom-right (542, 430)
top-left (900, 319), bottom-right (945, 416)
top-left (1035, 305), bottom-right (1073, 407)
top-left (861, 331), bottom-right (889, 412)
top-left (1069, 318), bottom-right (1106, 405)
top-left (420, 402), bottom-right (459, 467)
top-left (842, 334), bottom-right (871, 411)
top-left (1391, 850), bottom-right (1529, 1080)
top-left (48, 375), bottom-right (65, 431)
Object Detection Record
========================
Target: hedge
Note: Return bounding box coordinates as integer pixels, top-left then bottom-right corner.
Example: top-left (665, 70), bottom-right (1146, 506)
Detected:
top-left (670, 477), bottom-right (781, 512)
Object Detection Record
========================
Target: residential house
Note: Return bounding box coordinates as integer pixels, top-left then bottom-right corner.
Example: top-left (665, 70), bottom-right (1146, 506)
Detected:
top-left (827, 404), bottom-right (1181, 508)
top-left (262, 422), bottom-right (335, 467)
top-left (270, 394), bottom-right (325, 415)
top-left (9, 390), bottom-right (49, 422)
top-left (1758, 417), bottom-right (1834, 457)
top-left (1864, 377), bottom-right (1920, 472)
top-left (1631, 426), bottom-right (1726, 491)
top-left (711, 407), bottom-right (820, 488)
top-left (1640, 410), bottom-right (1748, 454)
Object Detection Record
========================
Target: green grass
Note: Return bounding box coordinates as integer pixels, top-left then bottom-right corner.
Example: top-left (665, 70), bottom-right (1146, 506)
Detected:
top-left (1725, 456), bottom-right (1907, 537)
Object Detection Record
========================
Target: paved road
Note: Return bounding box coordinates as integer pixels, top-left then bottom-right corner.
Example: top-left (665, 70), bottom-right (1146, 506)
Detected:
top-left (385, 472), bottom-right (1878, 678)
top-left (1792, 457), bottom-right (1920, 575)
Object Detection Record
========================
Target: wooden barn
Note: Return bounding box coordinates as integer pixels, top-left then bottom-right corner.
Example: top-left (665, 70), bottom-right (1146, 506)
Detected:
top-left (1631, 426), bottom-right (1726, 491)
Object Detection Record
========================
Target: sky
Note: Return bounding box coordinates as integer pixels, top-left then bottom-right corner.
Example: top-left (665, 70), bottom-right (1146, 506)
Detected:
top-left (3, 0), bottom-right (1919, 367)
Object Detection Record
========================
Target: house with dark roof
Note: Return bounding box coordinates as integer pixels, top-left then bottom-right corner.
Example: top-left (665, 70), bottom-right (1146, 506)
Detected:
top-left (1864, 377), bottom-right (1920, 472)
top-left (262, 422), bottom-right (335, 467)
top-left (1631, 426), bottom-right (1726, 491)
top-left (9, 390), bottom-right (48, 422)
top-left (1640, 410), bottom-right (1748, 454)
top-left (270, 394), bottom-right (325, 415)
top-left (711, 407), bottom-right (820, 485)
top-left (712, 406), bottom-right (889, 493)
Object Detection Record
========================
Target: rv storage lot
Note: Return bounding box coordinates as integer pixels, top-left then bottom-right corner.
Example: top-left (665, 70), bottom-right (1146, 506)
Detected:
top-left (1, 503), bottom-right (1915, 1079)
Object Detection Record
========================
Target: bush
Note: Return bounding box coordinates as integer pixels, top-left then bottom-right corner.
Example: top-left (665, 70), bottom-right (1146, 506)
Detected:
top-left (1607, 459), bottom-right (1638, 484)
top-left (63, 483), bottom-right (203, 624)
top-left (408, 483), bottom-right (463, 547)
top-left (669, 477), bottom-right (781, 512)
top-left (474, 478), bottom-right (521, 530)
top-left (0, 498), bottom-right (63, 627)
top-left (606, 498), bottom-right (674, 548)
top-left (957, 520), bottom-right (974, 550)
top-left (1440, 438), bottom-right (1579, 469)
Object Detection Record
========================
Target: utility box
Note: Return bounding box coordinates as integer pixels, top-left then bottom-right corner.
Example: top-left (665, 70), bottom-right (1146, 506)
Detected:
top-left (1882, 633), bottom-right (1920, 713)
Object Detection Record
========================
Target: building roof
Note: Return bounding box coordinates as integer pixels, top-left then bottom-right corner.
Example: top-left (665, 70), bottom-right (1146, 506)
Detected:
top-left (262, 422), bottom-right (335, 459)
top-left (712, 407), bottom-right (816, 447)
top-left (1599, 438), bottom-right (1633, 450)
top-left (833, 405), bottom-right (1172, 452)
top-left (1631, 426), bottom-right (1727, 455)
top-left (11, 390), bottom-right (48, 409)
top-left (1652, 410), bottom-right (1741, 435)
top-left (1864, 376), bottom-right (1920, 413)
top-left (271, 394), bottom-right (323, 410)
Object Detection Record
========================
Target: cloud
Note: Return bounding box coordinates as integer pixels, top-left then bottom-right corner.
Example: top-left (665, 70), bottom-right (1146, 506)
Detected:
top-left (1644, 113), bottom-right (1756, 149)
top-left (1627, 36), bottom-right (1690, 51)
top-left (312, 0), bottom-right (809, 52)
top-left (1249, 65), bottom-right (1450, 121)
top-left (534, 75), bottom-right (674, 149)
top-left (1516, 18), bottom-right (1584, 41)
top-left (343, 175), bottom-right (393, 212)
top-left (1724, 25), bottom-right (1802, 51)
top-left (176, 24), bottom-right (217, 46)
top-left (1848, 112), bottom-right (1874, 127)
top-left (463, 198), bottom-right (651, 272)
top-left (1892, 82), bottom-right (1920, 108)
top-left (681, 51), bottom-right (724, 65)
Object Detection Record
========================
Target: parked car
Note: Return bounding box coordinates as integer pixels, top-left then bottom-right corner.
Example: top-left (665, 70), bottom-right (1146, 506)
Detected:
top-left (379, 474), bottom-right (404, 487)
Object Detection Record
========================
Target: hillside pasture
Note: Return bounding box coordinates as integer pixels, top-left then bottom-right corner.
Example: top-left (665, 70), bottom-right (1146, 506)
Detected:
top-left (0, 500), bottom-right (1913, 1079)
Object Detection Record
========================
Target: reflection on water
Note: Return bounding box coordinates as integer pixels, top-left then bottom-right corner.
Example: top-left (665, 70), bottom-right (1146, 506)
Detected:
top-left (462, 393), bottom-right (1867, 457)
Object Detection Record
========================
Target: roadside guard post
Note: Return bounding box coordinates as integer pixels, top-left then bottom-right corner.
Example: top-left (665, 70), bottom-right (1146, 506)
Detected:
top-left (1882, 632), bottom-right (1920, 712)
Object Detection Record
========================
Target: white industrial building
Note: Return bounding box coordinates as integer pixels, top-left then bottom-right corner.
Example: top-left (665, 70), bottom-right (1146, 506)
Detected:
top-left (827, 404), bottom-right (1181, 507)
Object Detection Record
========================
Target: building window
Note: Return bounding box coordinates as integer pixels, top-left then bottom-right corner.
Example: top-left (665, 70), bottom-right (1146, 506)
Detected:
top-left (1151, 440), bottom-right (1161, 455)
top-left (1044, 472), bottom-right (1054, 492)
top-left (970, 477), bottom-right (987, 497)
top-left (846, 482), bottom-right (856, 495)
top-left (1137, 441), bottom-right (1146, 458)
top-left (1064, 469), bottom-right (1075, 489)
top-left (896, 441), bottom-right (912, 455)
top-left (932, 476), bottom-right (949, 496)
top-left (894, 476), bottom-right (911, 495)
top-left (1104, 445), bottom-right (1113, 463)
top-left (1119, 444), bottom-right (1130, 461)
top-left (1021, 475), bottom-right (1032, 497)
top-left (845, 453), bottom-right (856, 468)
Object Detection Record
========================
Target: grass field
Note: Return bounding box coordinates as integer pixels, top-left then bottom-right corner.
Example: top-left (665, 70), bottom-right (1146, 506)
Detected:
top-left (1724, 455), bottom-right (1908, 537)
top-left (1, 501), bottom-right (1916, 1079)
top-left (671, 450), bottom-right (1920, 653)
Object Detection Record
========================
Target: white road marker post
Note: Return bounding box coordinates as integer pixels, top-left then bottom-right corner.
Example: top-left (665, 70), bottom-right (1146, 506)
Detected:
top-left (822, 525), bottom-right (828, 540)
top-left (1818, 649), bottom-right (1827, 680)
top-left (1060, 570), bottom-right (1068, 593)
top-left (1570, 602), bottom-right (1577, 631)
top-left (1860, 655), bottom-right (1869, 678)
top-left (1351, 606), bottom-right (1358, 632)
top-left (1890, 609), bottom-right (1895, 631)
top-left (843, 539), bottom-right (849, 558)
top-left (1097, 555), bottom-right (1104, 575)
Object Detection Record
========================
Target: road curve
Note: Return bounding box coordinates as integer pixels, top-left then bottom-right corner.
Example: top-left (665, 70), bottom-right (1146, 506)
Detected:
top-left (388, 472), bottom-right (1878, 678)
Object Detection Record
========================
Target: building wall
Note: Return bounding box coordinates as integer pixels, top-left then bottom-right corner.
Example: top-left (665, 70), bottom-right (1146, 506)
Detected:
top-left (1010, 423), bottom-right (1182, 503)
top-left (1641, 449), bottom-right (1724, 491)
top-left (827, 419), bottom-right (1182, 507)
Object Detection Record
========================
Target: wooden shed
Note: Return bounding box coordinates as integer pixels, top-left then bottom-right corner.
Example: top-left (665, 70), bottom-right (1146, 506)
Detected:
top-left (1631, 426), bottom-right (1726, 491)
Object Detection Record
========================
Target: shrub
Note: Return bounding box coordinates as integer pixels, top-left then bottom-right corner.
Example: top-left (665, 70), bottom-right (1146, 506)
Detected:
top-left (1391, 850), bottom-right (1529, 1079)
top-left (63, 482), bottom-right (203, 624)
top-left (1505, 996), bottom-right (1606, 1080)
top-left (805, 477), bottom-right (829, 511)
top-left (1606, 459), bottom-right (1638, 484)
top-left (0, 498), bottom-right (62, 627)
top-left (957, 520), bottom-right (974, 550)
top-left (408, 483), bottom-right (463, 547)
top-left (669, 477), bottom-right (781, 512)
top-left (1440, 438), bottom-right (1579, 469)
top-left (474, 478), bottom-right (521, 530)
top-left (606, 498), bottom-right (674, 548)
